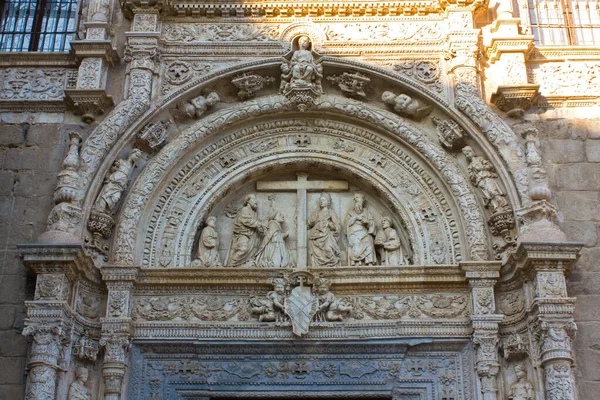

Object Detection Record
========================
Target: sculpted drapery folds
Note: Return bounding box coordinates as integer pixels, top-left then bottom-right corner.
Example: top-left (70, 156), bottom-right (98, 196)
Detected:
top-left (226, 194), bottom-right (263, 267)
top-left (280, 36), bottom-right (323, 94)
top-left (314, 277), bottom-right (352, 322)
top-left (255, 211), bottom-right (295, 269)
top-left (462, 146), bottom-right (509, 214)
top-left (375, 215), bottom-right (407, 266)
top-left (308, 193), bottom-right (341, 268)
top-left (93, 149), bottom-right (142, 215)
top-left (68, 367), bottom-right (91, 400)
top-left (192, 216), bottom-right (222, 268)
top-left (345, 193), bottom-right (377, 266)
top-left (251, 278), bottom-right (287, 322)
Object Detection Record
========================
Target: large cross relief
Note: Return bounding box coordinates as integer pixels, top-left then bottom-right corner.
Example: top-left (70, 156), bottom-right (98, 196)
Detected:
top-left (256, 172), bottom-right (348, 270)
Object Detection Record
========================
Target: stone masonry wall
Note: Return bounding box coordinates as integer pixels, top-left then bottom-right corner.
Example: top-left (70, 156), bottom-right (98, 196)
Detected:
top-left (0, 116), bottom-right (68, 399)
top-left (0, 112), bottom-right (599, 398)
top-left (533, 116), bottom-right (600, 399)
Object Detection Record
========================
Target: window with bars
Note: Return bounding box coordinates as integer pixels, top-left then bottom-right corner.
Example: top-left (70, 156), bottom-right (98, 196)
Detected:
top-left (527, 0), bottom-right (600, 45)
top-left (0, 0), bottom-right (79, 52)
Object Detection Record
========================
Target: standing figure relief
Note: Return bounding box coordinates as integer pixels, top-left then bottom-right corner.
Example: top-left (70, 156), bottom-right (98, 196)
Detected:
top-left (226, 194), bottom-right (264, 267)
top-left (375, 215), bottom-right (408, 266)
top-left (308, 193), bottom-right (342, 268)
top-left (189, 190), bottom-right (411, 268)
top-left (345, 193), bottom-right (377, 266)
top-left (93, 149), bottom-right (142, 215)
top-left (462, 146), bottom-right (509, 214)
top-left (255, 211), bottom-right (295, 269)
top-left (192, 216), bottom-right (222, 268)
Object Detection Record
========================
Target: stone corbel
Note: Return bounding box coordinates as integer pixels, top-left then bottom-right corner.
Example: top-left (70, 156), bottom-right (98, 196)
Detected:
top-left (491, 84), bottom-right (540, 118)
top-left (461, 261), bottom-right (504, 400)
top-left (100, 266), bottom-right (138, 400)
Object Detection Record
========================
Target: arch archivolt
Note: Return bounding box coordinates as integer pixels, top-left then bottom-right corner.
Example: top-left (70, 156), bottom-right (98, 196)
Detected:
top-left (113, 94), bottom-right (490, 266)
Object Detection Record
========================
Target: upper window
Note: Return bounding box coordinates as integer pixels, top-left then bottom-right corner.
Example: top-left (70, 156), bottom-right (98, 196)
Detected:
top-left (0, 0), bottom-right (79, 52)
top-left (527, 0), bottom-right (600, 45)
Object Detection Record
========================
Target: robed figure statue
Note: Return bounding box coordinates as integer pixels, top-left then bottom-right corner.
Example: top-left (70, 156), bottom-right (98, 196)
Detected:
top-left (345, 193), bottom-right (377, 266)
top-left (226, 194), bottom-right (263, 267)
top-left (255, 212), bottom-right (295, 268)
top-left (308, 193), bottom-right (341, 267)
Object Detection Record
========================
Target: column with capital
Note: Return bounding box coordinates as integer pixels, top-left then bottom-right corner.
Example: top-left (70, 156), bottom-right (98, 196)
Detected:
top-left (462, 261), bottom-right (504, 400)
top-left (256, 173), bottom-right (348, 269)
top-left (100, 267), bottom-right (138, 400)
top-left (510, 242), bottom-right (582, 400)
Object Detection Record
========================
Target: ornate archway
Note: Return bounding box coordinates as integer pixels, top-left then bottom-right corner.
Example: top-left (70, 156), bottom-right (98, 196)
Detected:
top-left (19, 19), bottom-right (581, 400)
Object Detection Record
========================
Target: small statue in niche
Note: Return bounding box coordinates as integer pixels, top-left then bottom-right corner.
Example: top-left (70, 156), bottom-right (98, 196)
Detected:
top-left (308, 193), bottom-right (341, 268)
top-left (251, 278), bottom-right (287, 322)
top-left (68, 366), bottom-right (90, 400)
top-left (92, 149), bottom-right (142, 215)
top-left (345, 193), bottom-right (377, 266)
top-left (226, 194), bottom-right (264, 267)
top-left (191, 216), bottom-right (222, 268)
top-left (375, 215), bottom-right (408, 266)
top-left (381, 91), bottom-right (433, 120)
top-left (280, 36), bottom-right (323, 95)
top-left (314, 277), bottom-right (352, 321)
top-left (255, 211), bottom-right (295, 268)
top-left (175, 92), bottom-right (220, 119)
top-left (508, 363), bottom-right (535, 400)
top-left (462, 146), bottom-right (509, 214)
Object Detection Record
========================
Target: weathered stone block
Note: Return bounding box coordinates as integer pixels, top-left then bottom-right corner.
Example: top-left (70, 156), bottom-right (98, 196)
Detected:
top-left (0, 358), bottom-right (25, 385)
top-left (3, 149), bottom-right (20, 171)
top-left (8, 197), bottom-right (27, 224)
top-left (555, 191), bottom-right (600, 222)
top-left (26, 124), bottom-right (62, 147)
top-left (560, 220), bottom-right (598, 247)
top-left (0, 276), bottom-right (26, 304)
top-left (13, 172), bottom-right (57, 198)
top-left (0, 197), bottom-right (13, 224)
top-left (0, 171), bottom-right (14, 196)
top-left (0, 383), bottom-right (26, 399)
top-left (573, 247), bottom-right (600, 272)
top-left (23, 196), bottom-right (54, 225)
top-left (0, 125), bottom-right (23, 146)
top-left (0, 306), bottom-right (16, 330)
top-left (0, 331), bottom-right (27, 358)
top-left (587, 140), bottom-right (600, 162)
top-left (572, 321), bottom-right (600, 381)
top-left (568, 271), bottom-right (600, 295)
top-left (543, 139), bottom-right (585, 163)
top-left (556, 164), bottom-right (600, 191)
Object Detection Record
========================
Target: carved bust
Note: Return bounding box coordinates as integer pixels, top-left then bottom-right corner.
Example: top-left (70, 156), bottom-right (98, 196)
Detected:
top-left (508, 363), bottom-right (534, 400)
top-left (68, 367), bottom-right (90, 400)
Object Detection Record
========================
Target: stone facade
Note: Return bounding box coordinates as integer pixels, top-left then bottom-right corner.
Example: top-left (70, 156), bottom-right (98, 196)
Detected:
top-left (0, 0), bottom-right (599, 399)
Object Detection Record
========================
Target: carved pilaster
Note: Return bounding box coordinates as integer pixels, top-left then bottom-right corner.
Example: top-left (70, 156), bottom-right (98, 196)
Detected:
top-left (510, 242), bottom-right (581, 400)
top-left (22, 321), bottom-right (72, 400)
top-left (462, 262), bottom-right (503, 400)
top-left (100, 266), bottom-right (138, 400)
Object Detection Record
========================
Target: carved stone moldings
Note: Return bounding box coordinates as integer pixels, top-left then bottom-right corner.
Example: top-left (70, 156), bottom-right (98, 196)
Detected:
top-left (162, 24), bottom-right (281, 43)
top-left (232, 72), bottom-right (276, 99)
top-left (349, 294), bottom-right (469, 320)
top-left (112, 95), bottom-right (485, 268)
top-left (327, 71), bottom-right (371, 99)
top-left (0, 67), bottom-right (66, 100)
top-left (391, 60), bottom-right (444, 93)
top-left (528, 61), bottom-right (600, 97)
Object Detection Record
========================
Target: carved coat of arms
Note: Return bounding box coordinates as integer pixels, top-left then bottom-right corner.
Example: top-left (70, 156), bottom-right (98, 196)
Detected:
top-left (285, 284), bottom-right (318, 336)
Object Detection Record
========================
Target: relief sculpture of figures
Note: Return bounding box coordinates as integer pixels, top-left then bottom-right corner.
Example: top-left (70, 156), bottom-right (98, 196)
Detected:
top-left (375, 215), bottom-right (407, 266)
top-left (251, 278), bottom-right (287, 322)
top-left (508, 363), bottom-right (534, 400)
top-left (345, 193), bottom-right (377, 266)
top-left (226, 194), bottom-right (264, 267)
top-left (462, 146), bottom-right (509, 214)
top-left (314, 277), bottom-right (352, 321)
top-left (191, 216), bottom-right (222, 268)
top-left (280, 36), bottom-right (323, 95)
top-left (68, 367), bottom-right (91, 400)
top-left (308, 193), bottom-right (341, 268)
top-left (255, 211), bottom-right (295, 268)
top-left (381, 91), bottom-right (433, 120)
top-left (93, 149), bottom-right (141, 214)
top-left (175, 92), bottom-right (219, 120)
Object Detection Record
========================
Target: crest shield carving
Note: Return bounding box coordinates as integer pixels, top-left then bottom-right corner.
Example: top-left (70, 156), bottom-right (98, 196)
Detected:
top-left (285, 285), bottom-right (318, 336)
